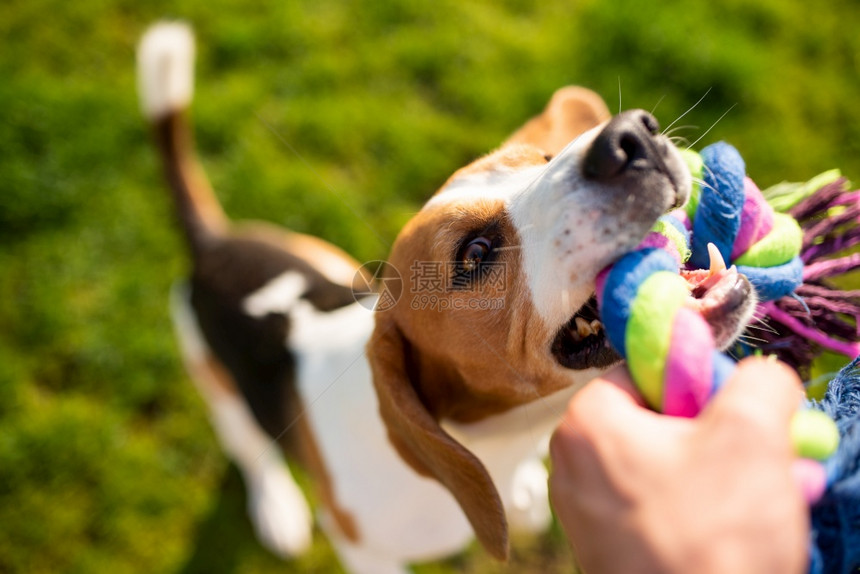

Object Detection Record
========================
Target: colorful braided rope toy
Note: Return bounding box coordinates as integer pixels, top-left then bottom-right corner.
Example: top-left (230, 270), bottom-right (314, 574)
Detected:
top-left (595, 142), bottom-right (843, 501)
top-left (591, 143), bottom-right (860, 574)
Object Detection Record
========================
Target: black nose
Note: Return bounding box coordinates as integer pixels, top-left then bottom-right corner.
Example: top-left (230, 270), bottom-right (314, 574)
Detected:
top-left (583, 110), bottom-right (660, 180)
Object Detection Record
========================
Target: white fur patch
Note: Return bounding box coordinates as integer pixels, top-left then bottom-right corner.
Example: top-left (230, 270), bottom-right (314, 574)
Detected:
top-left (169, 283), bottom-right (207, 363)
top-left (287, 302), bottom-right (476, 566)
top-left (242, 271), bottom-right (307, 318)
top-left (442, 380), bottom-right (591, 534)
top-left (245, 442), bottom-right (314, 558)
top-left (424, 166), bottom-right (544, 211)
top-left (507, 125), bottom-right (608, 325)
top-left (137, 22), bottom-right (195, 119)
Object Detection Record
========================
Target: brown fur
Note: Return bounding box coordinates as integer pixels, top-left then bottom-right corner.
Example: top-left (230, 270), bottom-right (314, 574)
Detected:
top-left (155, 80), bottom-right (610, 561)
top-left (368, 87), bottom-right (610, 560)
top-left (504, 86), bottom-right (611, 156)
top-left (155, 114), bottom-right (228, 250)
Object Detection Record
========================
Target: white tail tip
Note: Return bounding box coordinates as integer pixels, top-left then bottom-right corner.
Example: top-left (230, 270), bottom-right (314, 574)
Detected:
top-left (137, 22), bottom-right (195, 120)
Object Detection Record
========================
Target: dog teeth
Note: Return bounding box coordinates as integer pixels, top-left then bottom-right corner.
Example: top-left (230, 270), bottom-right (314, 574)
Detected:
top-left (707, 243), bottom-right (727, 276)
top-left (568, 317), bottom-right (603, 342)
top-left (575, 317), bottom-right (594, 338)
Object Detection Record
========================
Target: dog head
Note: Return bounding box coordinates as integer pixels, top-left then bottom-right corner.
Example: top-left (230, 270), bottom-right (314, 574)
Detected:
top-left (367, 87), bottom-right (754, 558)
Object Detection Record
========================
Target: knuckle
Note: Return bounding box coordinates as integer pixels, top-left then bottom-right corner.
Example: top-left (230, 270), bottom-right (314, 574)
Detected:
top-left (710, 401), bottom-right (787, 451)
top-left (716, 401), bottom-right (768, 430)
top-left (736, 357), bottom-right (803, 392)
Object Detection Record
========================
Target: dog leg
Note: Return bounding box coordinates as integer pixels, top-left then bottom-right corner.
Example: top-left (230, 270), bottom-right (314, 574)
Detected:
top-left (209, 393), bottom-right (313, 558)
top-left (170, 285), bottom-right (313, 558)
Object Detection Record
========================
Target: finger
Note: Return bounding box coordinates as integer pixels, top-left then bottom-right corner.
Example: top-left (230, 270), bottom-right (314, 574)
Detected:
top-left (556, 363), bottom-right (657, 442)
top-left (569, 363), bottom-right (649, 419)
top-left (596, 363), bottom-right (651, 409)
top-left (706, 356), bottom-right (804, 429)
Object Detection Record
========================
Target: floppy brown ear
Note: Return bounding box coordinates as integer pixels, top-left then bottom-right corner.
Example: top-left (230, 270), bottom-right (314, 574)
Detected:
top-left (504, 86), bottom-right (611, 156)
top-left (367, 316), bottom-right (509, 561)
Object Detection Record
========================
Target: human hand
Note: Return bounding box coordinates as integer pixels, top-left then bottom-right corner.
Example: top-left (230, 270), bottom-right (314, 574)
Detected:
top-left (549, 357), bottom-right (809, 574)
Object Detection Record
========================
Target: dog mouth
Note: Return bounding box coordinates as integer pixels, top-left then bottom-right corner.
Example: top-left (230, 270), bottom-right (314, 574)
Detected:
top-left (551, 295), bottom-right (621, 371)
top-left (551, 246), bottom-right (754, 370)
top-left (681, 244), bottom-right (755, 349)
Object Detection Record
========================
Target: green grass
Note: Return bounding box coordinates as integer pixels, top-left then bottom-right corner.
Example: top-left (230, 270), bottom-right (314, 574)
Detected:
top-left (1, 0), bottom-right (858, 572)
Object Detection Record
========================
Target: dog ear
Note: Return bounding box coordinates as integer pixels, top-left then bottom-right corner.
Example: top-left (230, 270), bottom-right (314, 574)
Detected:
top-left (505, 86), bottom-right (610, 156)
top-left (367, 315), bottom-right (509, 561)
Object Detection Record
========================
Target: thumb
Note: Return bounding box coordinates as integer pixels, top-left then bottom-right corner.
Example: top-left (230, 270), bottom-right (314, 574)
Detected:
top-left (556, 363), bottom-right (654, 438)
top-left (551, 363), bottom-right (655, 475)
top-left (568, 363), bottom-right (649, 415)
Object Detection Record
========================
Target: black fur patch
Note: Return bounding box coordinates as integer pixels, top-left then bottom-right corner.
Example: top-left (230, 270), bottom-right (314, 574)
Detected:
top-left (190, 233), bottom-right (356, 448)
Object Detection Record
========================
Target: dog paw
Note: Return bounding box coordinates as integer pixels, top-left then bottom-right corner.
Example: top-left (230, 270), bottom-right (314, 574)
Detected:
top-left (506, 459), bottom-right (552, 533)
top-left (247, 462), bottom-right (313, 558)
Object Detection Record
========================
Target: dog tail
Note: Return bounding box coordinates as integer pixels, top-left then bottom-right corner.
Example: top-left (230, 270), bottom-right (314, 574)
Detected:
top-left (137, 22), bottom-right (227, 254)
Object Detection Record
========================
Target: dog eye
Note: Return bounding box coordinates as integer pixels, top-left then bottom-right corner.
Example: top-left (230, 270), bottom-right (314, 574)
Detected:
top-left (460, 237), bottom-right (492, 271)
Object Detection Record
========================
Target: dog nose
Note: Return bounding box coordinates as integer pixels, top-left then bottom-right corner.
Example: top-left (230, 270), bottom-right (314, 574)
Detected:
top-left (583, 110), bottom-right (660, 180)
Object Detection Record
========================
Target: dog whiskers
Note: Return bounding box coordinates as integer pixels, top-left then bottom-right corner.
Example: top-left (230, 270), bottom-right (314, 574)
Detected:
top-left (651, 94), bottom-right (667, 116)
top-left (663, 87), bottom-right (712, 135)
top-left (745, 321), bottom-right (780, 335)
top-left (664, 125), bottom-right (699, 138)
top-left (698, 164), bottom-right (728, 198)
top-left (749, 315), bottom-right (780, 335)
top-left (737, 333), bottom-right (768, 345)
top-left (686, 103), bottom-right (737, 151)
top-left (691, 177), bottom-right (719, 197)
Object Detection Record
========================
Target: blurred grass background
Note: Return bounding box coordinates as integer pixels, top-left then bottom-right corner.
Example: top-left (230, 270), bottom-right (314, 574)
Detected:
top-left (1, 0), bottom-right (858, 572)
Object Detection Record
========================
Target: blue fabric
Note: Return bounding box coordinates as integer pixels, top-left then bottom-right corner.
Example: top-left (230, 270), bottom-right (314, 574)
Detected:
top-left (708, 350), bottom-right (736, 396)
top-left (736, 256), bottom-right (804, 302)
top-left (808, 355), bottom-right (860, 574)
top-left (690, 143), bottom-right (746, 269)
top-left (601, 248), bottom-right (678, 357)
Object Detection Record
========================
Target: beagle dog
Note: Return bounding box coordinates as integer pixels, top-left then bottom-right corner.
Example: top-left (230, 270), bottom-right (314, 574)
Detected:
top-left (138, 23), bottom-right (755, 574)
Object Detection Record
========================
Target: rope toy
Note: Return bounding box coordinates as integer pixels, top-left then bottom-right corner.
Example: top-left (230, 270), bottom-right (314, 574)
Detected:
top-left (591, 140), bottom-right (860, 574)
top-left (595, 142), bottom-right (843, 500)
